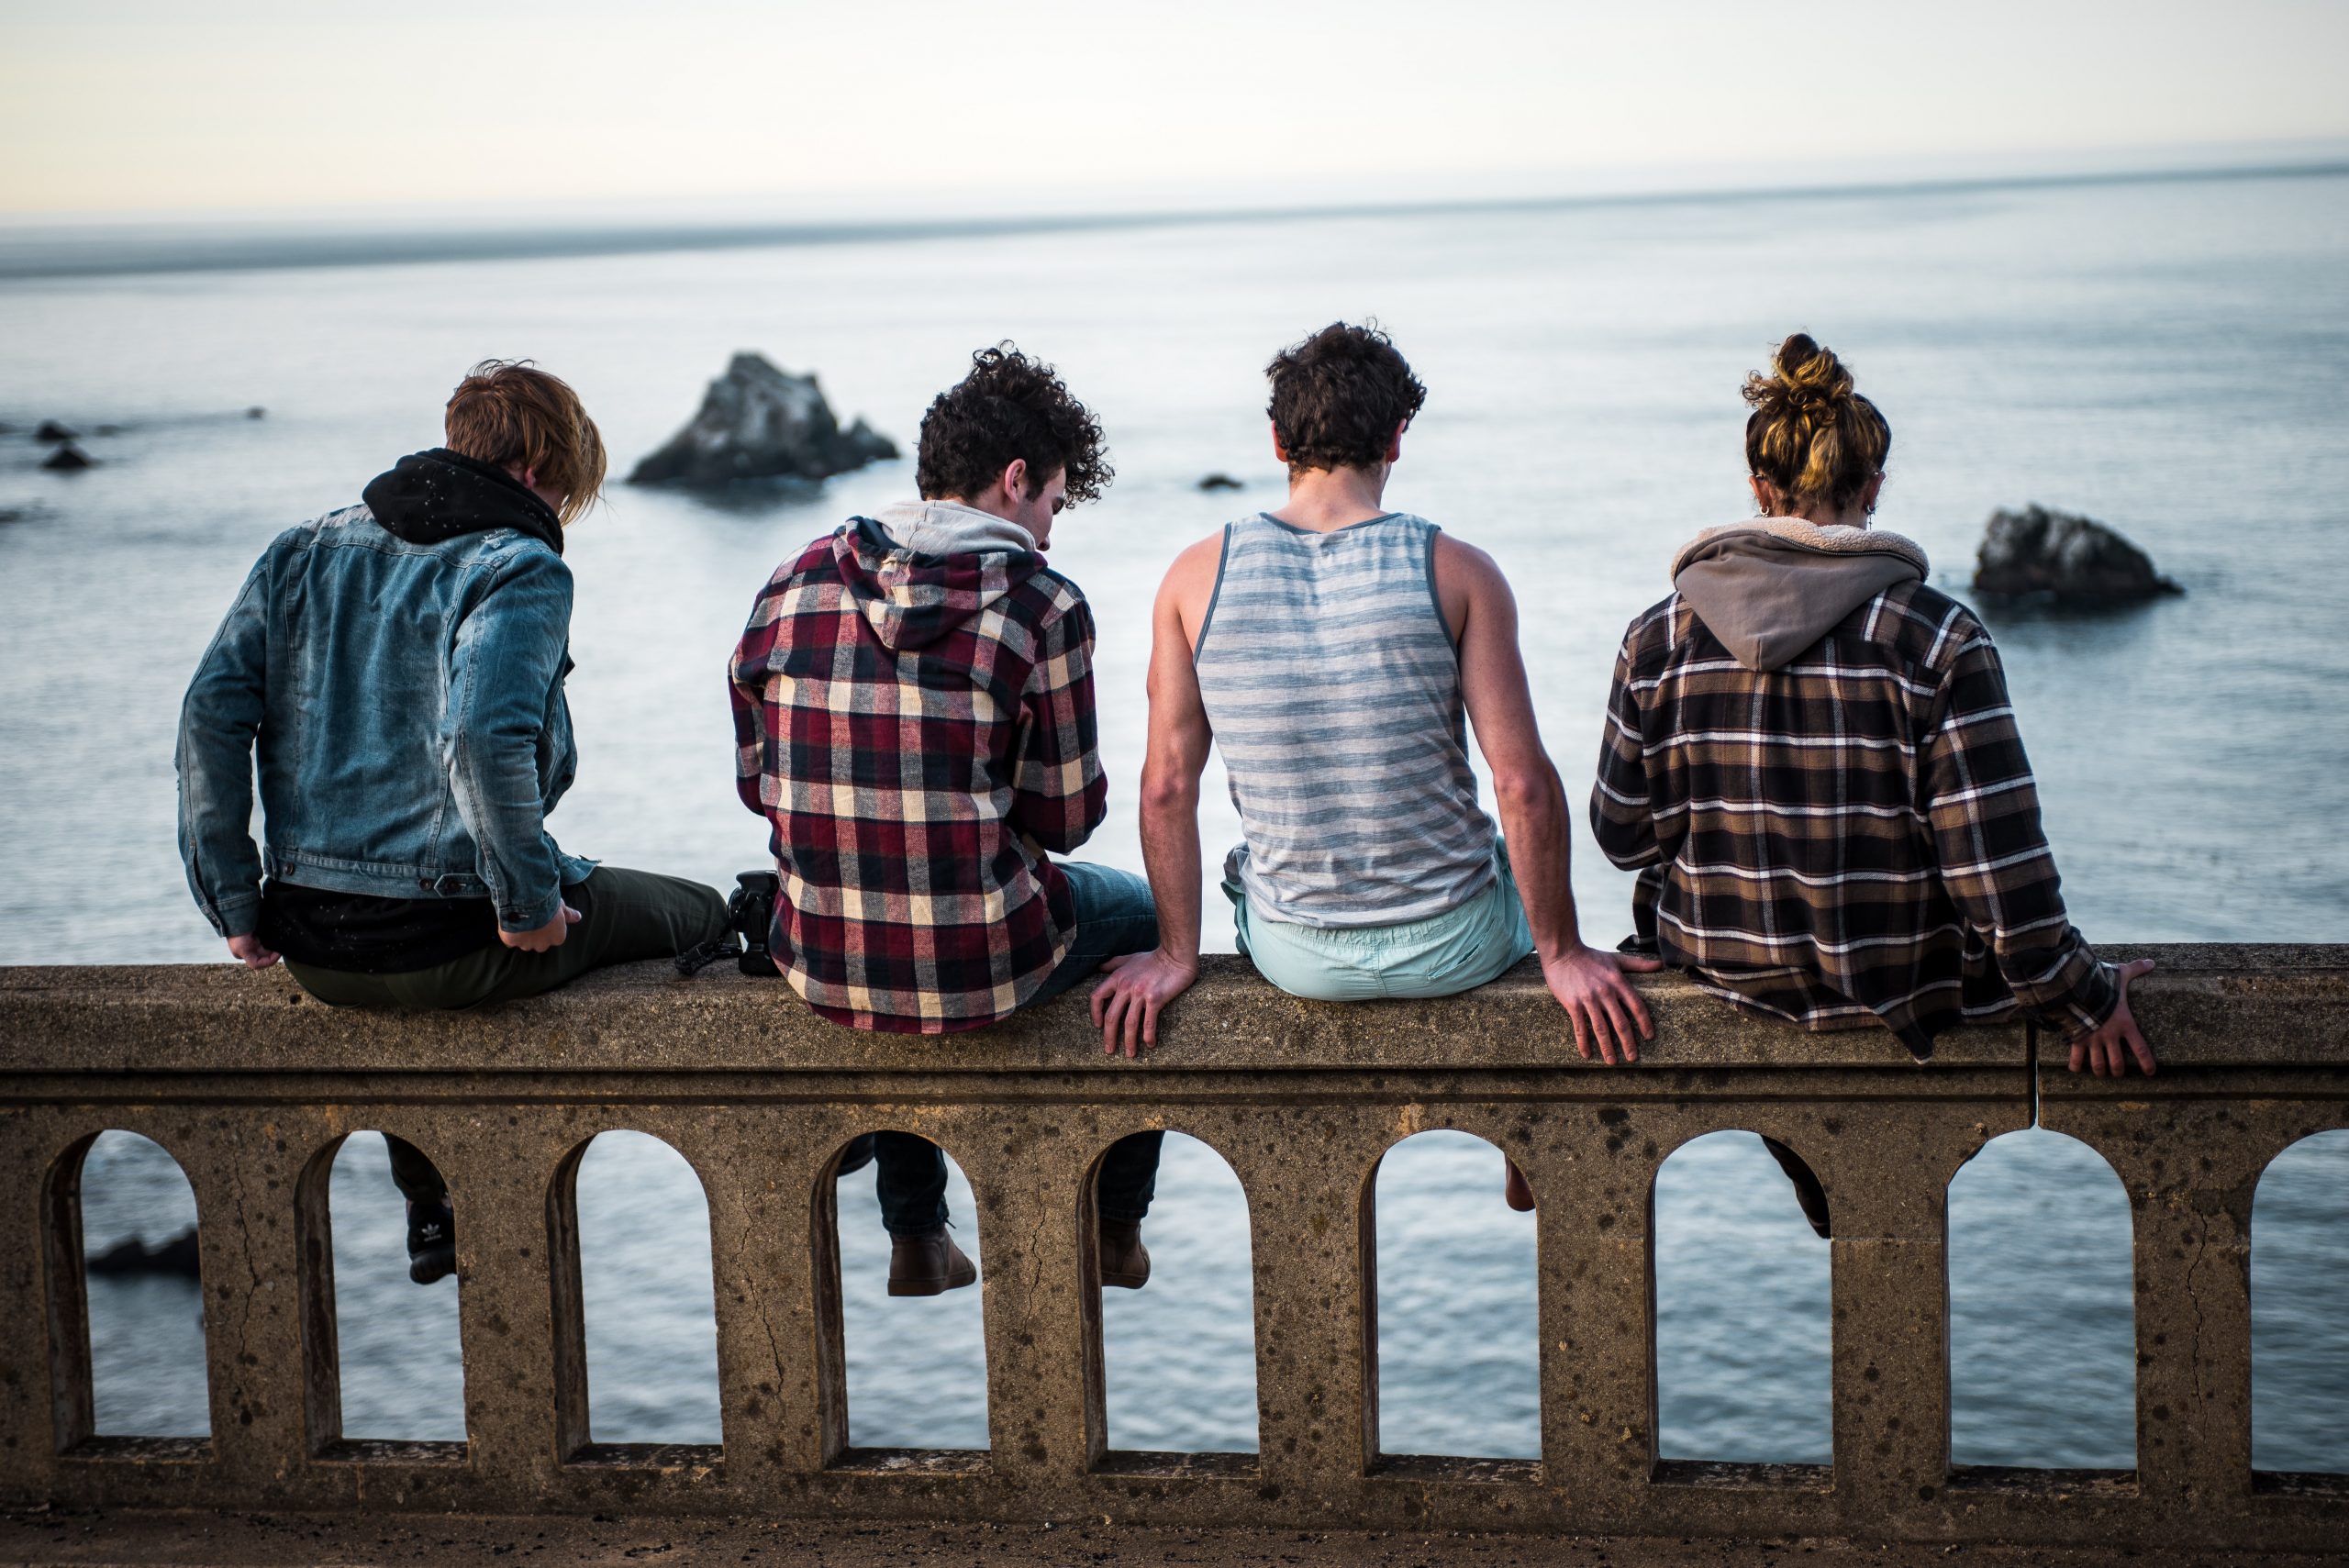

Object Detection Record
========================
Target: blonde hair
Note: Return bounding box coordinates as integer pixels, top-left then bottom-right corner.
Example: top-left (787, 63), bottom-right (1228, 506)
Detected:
top-left (1742, 333), bottom-right (1889, 515)
top-left (443, 359), bottom-right (607, 526)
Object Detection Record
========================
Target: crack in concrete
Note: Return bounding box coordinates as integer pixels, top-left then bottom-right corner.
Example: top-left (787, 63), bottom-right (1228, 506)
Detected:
top-left (223, 1155), bottom-right (269, 1465)
top-left (729, 1208), bottom-right (789, 1398)
top-left (2179, 1197), bottom-right (2209, 1414)
top-left (1025, 1203), bottom-right (1050, 1301)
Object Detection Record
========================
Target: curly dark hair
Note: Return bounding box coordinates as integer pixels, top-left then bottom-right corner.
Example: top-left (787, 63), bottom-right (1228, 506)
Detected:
top-left (1264, 321), bottom-right (1427, 474)
top-left (914, 343), bottom-right (1112, 506)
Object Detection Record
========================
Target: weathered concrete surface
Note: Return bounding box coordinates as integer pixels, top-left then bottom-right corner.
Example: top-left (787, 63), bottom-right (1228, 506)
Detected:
top-left (5, 1506), bottom-right (2343, 1567)
top-left (0, 947), bottom-right (2341, 1555)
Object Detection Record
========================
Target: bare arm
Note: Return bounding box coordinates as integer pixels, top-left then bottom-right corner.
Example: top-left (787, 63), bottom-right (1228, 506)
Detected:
top-left (1436, 534), bottom-right (1660, 1062)
top-left (1091, 533), bottom-right (1221, 1059)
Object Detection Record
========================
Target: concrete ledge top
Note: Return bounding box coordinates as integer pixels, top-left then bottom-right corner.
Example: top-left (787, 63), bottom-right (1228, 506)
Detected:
top-left (0, 944), bottom-right (2341, 1077)
top-left (4, 1506), bottom-right (2318, 1568)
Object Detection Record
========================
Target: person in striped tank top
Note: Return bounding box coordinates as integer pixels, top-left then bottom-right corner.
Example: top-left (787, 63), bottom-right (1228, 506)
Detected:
top-left (1090, 324), bottom-right (1658, 1206)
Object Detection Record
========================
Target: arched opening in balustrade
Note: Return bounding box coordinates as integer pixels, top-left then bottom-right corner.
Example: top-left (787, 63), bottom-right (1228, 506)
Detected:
top-left (1653, 1130), bottom-right (1831, 1463)
top-left (821, 1130), bottom-right (990, 1454)
top-left (1095, 1129), bottom-right (1257, 1455)
top-left (2251, 1129), bottom-right (2349, 1474)
top-left (1372, 1129), bottom-right (1538, 1460)
top-left (1947, 1129), bottom-right (2133, 1469)
top-left (316, 1130), bottom-right (467, 1443)
top-left (51, 1130), bottom-right (211, 1442)
top-left (566, 1130), bottom-right (722, 1447)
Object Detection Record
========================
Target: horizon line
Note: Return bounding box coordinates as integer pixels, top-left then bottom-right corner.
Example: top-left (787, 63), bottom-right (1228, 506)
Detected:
top-left (2, 154), bottom-right (2343, 284)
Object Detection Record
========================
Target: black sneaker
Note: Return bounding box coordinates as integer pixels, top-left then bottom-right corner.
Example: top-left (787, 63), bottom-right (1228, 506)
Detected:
top-left (407, 1197), bottom-right (456, 1284)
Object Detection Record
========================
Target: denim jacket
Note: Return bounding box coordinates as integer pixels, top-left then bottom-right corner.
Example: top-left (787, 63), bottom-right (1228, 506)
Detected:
top-left (177, 452), bottom-right (595, 939)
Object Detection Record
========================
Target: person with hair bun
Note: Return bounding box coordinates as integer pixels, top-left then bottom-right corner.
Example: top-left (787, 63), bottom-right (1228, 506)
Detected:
top-left (1590, 334), bottom-right (2154, 1232)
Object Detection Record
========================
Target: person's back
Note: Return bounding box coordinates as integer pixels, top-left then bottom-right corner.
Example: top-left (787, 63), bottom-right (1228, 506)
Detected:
top-left (1095, 321), bottom-right (1657, 1133)
top-left (1197, 508), bottom-right (1495, 929)
top-left (177, 360), bottom-right (729, 1285)
top-left (1592, 333), bottom-right (2154, 1079)
top-left (1603, 541), bottom-right (2076, 1051)
top-left (184, 458), bottom-right (584, 934)
top-left (733, 509), bottom-right (1100, 1029)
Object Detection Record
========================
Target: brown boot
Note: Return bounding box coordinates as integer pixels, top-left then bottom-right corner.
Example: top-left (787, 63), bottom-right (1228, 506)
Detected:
top-left (886, 1227), bottom-right (977, 1296)
top-left (1098, 1218), bottom-right (1151, 1290)
top-left (1503, 1159), bottom-right (1536, 1213)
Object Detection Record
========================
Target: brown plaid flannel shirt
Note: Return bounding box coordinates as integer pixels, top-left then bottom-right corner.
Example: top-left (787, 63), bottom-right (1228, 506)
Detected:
top-left (1592, 579), bottom-right (2116, 1058)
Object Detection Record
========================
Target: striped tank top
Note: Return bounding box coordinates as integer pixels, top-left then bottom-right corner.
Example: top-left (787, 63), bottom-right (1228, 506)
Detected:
top-left (1194, 511), bottom-right (1497, 928)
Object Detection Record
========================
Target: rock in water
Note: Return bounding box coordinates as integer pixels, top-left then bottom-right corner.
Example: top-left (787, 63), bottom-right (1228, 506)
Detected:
top-left (35, 419), bottom-right (79, 443)
top-left (87, 1228), bottom-right (202, 1279)
top-left (1974, 505), bottom-right (2181, 601)
top-left (629, 353), bottom-right (897, 486)
top-left (1197, 472), bottom-right (1244, 492)
top-left (41, 441), bottom-right (95, 471)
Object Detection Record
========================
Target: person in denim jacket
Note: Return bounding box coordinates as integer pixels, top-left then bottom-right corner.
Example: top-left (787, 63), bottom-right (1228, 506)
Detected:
top-left (176, 360), bottom-right (728, 1284)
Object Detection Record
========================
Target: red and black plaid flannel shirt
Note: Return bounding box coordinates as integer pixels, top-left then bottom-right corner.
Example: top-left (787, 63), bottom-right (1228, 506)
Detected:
top-left (1592, 579), bottom-right (2117, 1058)
top-left (730, 520), bottom-right (1107, 1032)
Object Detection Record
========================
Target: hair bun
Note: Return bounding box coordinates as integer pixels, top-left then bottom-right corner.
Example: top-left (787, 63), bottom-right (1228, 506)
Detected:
top-left (1771, 332), bottom-right (1853, 406)
top-left (1741, 332), bottom-right (1890, 513)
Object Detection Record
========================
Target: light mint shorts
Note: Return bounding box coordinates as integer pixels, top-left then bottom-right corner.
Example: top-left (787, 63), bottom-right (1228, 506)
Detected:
top-left (1224, 840), bottom-right (1536, 1002)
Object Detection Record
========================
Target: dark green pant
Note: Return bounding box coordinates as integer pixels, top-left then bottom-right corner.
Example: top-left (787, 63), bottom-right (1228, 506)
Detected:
top-left (285, 865), bottom-right (728, 1203)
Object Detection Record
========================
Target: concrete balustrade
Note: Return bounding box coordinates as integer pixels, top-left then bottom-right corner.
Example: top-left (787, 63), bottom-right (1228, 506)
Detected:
top-left (0, 945), bottom-right (2342, 1550)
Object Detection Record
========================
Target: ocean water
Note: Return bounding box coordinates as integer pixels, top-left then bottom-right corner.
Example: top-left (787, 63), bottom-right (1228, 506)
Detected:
top-left (10, 168), bottom-right (2348, 1469)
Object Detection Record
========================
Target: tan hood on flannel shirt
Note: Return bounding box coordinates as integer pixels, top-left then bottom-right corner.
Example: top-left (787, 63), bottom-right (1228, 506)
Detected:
top-left (837, 502), bottom-right (1046, 653)
top-left (1671, 518), bottom-right (1931, 673)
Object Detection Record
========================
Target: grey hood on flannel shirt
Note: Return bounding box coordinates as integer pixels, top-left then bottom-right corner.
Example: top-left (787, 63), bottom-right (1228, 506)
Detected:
top-left (1672, 519), bottom-right (1931, 673)
top-left (874, 496), bottom-right (1037, 559)
top-left (839, 502), bottom-right (1047, 653)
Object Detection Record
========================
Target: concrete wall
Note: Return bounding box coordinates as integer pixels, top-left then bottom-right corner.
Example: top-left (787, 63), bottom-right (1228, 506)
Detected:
top-left (0, 946), bottom-right (2341, 1549)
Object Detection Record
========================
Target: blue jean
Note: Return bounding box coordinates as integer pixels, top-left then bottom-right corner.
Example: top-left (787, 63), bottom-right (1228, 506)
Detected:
top-left (857, 861), bottom-right (1164, 1236)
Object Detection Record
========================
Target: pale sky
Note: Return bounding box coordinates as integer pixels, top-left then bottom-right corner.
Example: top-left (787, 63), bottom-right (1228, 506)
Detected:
top-left (3, 0), bottom-right (2346, 217)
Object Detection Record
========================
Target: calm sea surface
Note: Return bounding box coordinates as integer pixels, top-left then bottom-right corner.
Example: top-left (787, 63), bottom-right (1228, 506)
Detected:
top-left (6, 170), bottom-right (2346, 1468)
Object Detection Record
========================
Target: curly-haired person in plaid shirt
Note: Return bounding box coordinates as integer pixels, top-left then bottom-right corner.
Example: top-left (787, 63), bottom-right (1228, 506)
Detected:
top-left (730, 346), bottom-right (1164, 1297)
top-left (1591, 334), bottom-right (2157, 1240)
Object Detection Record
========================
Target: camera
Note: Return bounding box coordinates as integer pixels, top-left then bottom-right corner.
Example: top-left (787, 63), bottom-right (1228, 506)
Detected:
top-left (728, 870), bottom-right (780, 976)
top-left (675, 870), bottom-right (781, 977)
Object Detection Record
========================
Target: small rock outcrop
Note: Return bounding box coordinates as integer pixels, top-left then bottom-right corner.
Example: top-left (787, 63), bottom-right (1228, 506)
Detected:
top-left (629, 353), bottom-right (896, 487)
top-left (34, 419), bottom-right (78, 443)
top-left (41, 441), bottom-right (95, 471)
top-left (1974, 505), bottom-right (2181, 601)
top-left (1197, 473), bottom-right (1244, 492)
top-left (87, 1228), bottom-right (201, 1279)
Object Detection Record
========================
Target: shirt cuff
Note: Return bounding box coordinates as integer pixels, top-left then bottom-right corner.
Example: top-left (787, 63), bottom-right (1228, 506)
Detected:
top-left (208, 892), bottom-right (262, 941)
top-left (498, 886), bottom-right (565, 933)
top-left (2056, 961), bottom-right (2121, 1039)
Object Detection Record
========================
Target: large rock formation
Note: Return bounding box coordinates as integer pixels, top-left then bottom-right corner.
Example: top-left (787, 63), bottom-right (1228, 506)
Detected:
top-left (1973, 505), bottom-right (2181, 601)
top-left (629, 353), bottom-right (896, 487)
